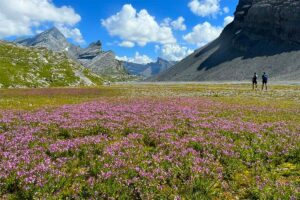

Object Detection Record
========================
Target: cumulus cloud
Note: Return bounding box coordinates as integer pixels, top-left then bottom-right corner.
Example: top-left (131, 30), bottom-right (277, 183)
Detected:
top-left (161, 17), bottom-right (186, 31)
top-left (223, 16), bottom-right (234, 26)
top-left (56, 25), bottom-right (84, 44)
top-left (161, 18), bottom-right (172, 27)
top-left (118, 41), bottom-right (135, 48)
top-left (117, 45), bottom-right (192, 63)
top-left (0, 0), bottom-right (83, 43)
top-left (116, 52), bottom-right (154, 64)
top-left (223, 7), bottom-right (230, 14)
top-left (171, 17), bottom-right (187, 31)
top-left (159, 44), bottom-right (194, 61)
top-left (188, 0), bottom-right (221, 17)
top-left (183, 15), bottom-right (235, 48)
top-left (183, 22), bottom-right (223, 47)
top-left (101, 4), bottom-right (176, 47)
top-left (155, 45), bottom-right (160, 53)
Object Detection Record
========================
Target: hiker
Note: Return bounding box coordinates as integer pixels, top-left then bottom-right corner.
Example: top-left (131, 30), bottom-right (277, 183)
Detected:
top-left (252, 72), bottom-right (258, 90)
top-left (262, 72), bottom-right (268, 91)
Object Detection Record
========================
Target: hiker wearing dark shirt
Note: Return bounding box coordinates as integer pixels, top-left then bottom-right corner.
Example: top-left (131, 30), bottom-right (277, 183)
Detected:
top-left (262, 72), bottom-right (268, 91)
top-left (252, 73), bottom-right (258, 90)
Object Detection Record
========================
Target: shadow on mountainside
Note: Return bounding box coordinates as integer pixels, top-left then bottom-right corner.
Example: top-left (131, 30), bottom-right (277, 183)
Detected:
top-left (196, 24), bottom-right (300, 71)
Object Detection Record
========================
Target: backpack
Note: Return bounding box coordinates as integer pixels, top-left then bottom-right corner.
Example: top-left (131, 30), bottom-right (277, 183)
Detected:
top-left (262, 74), bottom-right (268, 81)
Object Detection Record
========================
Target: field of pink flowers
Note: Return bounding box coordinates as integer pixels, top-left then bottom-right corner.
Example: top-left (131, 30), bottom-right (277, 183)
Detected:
top-left (0, 85), bottom-right (300, 199)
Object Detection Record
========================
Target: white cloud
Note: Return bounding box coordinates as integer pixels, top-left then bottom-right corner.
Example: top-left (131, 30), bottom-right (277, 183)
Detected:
top-left (183, 22), bottom-right (223, 47)
top-left (171, 17), bottom-right (187, 31)
top-left (106, 41), bottom-right (118, 46)
top-left (161, 17), bottom-right (186, 31)
top-left (116, 52), bottom-right (154, 64)
top-left (188, 0), bottom-right (221, 17)
top-left (56, 25), bottom-right (85, 44)
top-left (0, 0), bottom-right (82, 42)
top-left (223, 7), bottom-right (230, 14)
top-left (223, 16), bottom-right (234, 26)
top-left (101, 4), bottom-right (176, 47)
top-left (161, 18), bottom-right (172, 27)
top-left (118, 41), bottom-right (135, 48)
top-left (160, 44), bottom-right (194, 61)
top-left (182, 15), bottom-right (235, 48)
top-left (155, 45), bottom-right (160, 53)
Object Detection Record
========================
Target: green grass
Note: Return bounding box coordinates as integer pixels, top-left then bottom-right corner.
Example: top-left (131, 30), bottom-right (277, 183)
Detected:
top-left (0, 87), bottom-right (125, 110)
top-left (0, 84), bottom-right (300, 199)
top-left (0, 83), bottom-right (299, 111)
top-left (0, 41), bottom-right (104, 88)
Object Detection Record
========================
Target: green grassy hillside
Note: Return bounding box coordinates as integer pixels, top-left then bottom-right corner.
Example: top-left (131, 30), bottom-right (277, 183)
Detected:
top-left (0, 41), bottom-right (103, 88)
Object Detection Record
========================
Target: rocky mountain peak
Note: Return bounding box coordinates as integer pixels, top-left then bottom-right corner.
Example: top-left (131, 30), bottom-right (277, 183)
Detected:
top-left (155, 0), bottom-right (300, 82)
top-left (41, 27), bottom-right (65, 40)
top-left (89, 40), bottom-right (102, 48)
top-left (233, 0), bottom-right (300, 43)
top-left (16, 26), bottom-right (70, 52)
top-left (78, 41), bottom-right (103, 59)
top-left (156, 57), bottom-right (167, 63)
top-left (15, 27), bottom-right (128, 78)
top-left (124, 57), bottom-right (176, 78)
top-left (234, 0), bottom-right (253, 25)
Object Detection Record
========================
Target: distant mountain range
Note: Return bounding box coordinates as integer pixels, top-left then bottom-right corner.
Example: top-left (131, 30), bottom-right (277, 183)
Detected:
top-left (156, 0), bottom-right (300, 82)
top-left (123, 58), bottom-right (176, 78)
top-left (0, 40), bottom-right (103, 88)
top-left (14, 27), bottom-right (179, 82)
top-left (16, 27), bottom-right (129, 79)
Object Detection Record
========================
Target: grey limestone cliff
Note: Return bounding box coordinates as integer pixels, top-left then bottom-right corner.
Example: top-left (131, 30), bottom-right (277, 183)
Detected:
top-left (156, 0), bottom-right (300, 82)
top-left (16, 27), bottom-right (127, 77)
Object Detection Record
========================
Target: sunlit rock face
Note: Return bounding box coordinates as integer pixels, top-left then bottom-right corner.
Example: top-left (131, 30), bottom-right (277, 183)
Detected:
top-left (16, 28), bottom-right (127, 77)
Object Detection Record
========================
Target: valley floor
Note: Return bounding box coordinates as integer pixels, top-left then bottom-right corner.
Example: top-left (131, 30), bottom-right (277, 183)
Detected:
top-left (0, 84), bottom-right (299, 199)
top-left (120, 81), bottom-right (300, 85)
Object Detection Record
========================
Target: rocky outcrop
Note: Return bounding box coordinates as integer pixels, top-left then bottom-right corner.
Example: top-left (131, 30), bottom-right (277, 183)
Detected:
top-left (78, 41), bottom-right (102, 60)
top-left (83, 51), bottom-right (125, 75)
top-left (17, 27), bottom-right (81, 59)
top-left (235, 0), bottom-right (300, 43)
top-left (0, 40), bottom-right (103, 88)
top-left (155, 0), bottom-right (300, 82)
top-left (16, 27), bottom-right (127, 77)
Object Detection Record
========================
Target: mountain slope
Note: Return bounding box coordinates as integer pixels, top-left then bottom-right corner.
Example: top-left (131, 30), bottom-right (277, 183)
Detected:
top-left (16, 27), bottom-right (81, 59)
top-left (123, 58), bottom-right (176, 78)
top-left (156, 0), bottom-right (300, 82)
top-left (16, 28), bottom-right (128, 78)
top-left (0, 40), bottom-right (103, 88)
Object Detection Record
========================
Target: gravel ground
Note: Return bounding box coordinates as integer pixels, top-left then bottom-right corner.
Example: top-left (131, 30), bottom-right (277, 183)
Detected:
top-left (115, 81), bottom-right (300, 86)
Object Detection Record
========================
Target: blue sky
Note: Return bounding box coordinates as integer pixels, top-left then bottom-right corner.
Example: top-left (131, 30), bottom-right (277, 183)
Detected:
top-left (0, 0), bottom-right (238, 63)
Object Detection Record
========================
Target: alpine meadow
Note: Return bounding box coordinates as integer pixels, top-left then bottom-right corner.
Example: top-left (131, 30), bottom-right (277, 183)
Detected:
top-left (0, 0), bottom-right (300, 199)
